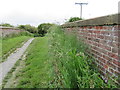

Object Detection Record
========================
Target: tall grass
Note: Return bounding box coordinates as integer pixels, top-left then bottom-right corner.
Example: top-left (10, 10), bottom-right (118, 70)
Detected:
top-left (47, 25), bottom-right (118, 88)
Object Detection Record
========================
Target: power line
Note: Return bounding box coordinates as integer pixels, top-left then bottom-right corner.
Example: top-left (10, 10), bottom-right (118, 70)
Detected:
top-left (75, 3), bottom-right (88, 19)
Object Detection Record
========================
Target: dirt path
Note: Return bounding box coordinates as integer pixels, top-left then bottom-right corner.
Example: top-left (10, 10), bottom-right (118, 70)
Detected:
top-left (0, 38), bottom-right (34, 85)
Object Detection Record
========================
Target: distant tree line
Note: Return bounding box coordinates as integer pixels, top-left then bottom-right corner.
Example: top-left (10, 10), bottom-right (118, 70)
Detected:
top-left (0, 17), bottom-right (82, 37)
top-left (17, 24), bottom-right (38, 34)
top-left (0, 23), bottom-right (14, 27)
top-left (1, 23), bottom-right (54, 37)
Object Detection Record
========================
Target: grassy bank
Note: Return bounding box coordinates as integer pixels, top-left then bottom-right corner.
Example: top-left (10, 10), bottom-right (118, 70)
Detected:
top-left (1, 36), bottom-right (31, 62)
top-left (13, 37), bottom-right (52, 88)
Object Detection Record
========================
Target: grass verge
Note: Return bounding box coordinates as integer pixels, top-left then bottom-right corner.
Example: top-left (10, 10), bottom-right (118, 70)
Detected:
top-left (12, 37), bottom-right (52, 88)
top-left (1, 36), bottom-right (31, 62)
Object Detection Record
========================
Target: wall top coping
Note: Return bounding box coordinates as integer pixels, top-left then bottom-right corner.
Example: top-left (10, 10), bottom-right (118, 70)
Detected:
top-left (62, 13), bottom-right (120, 27)
top-left (0, 26), bottom-right (20, 30)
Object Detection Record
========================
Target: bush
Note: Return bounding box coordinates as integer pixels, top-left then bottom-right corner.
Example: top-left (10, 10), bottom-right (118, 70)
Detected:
top-left (47, 25), bottom-right (118, 88)
top-left (34, 33), bottom-right (42, 37)
top-left (17, 24), bottom-right (38, 34)
top-left (37, 23), bottom-right (54, 36)
top-left (68, 17), bottom-right (82, 22)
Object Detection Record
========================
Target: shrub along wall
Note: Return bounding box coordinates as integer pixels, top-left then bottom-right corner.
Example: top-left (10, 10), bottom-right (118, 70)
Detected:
top-left (62, 14), bottom-right (120, 84)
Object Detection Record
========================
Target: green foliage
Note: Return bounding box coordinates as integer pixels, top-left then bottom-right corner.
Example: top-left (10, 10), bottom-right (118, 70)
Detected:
top-left (37, 23), bottom-right (54, 36)
top-left (1, 31), bottom-right (33, 62)
top-left (47, 25), bottom-right (118, 88)
top-left (15, 37), bottom-right (52, 88)
top-left (68, 17), bottom-right (82, 22)
top-left (3, 26), bottom-right (118, 88)
top-left (1, 36), bottom-right (31, 62)
top-left (17, 24), bottom-right (38, 34)
top-left (0, 23), bottom-right (14, 27)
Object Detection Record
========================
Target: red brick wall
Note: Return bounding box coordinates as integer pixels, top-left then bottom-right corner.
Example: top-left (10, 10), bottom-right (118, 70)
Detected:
top-left (62, 14), bottom-right (120, 84)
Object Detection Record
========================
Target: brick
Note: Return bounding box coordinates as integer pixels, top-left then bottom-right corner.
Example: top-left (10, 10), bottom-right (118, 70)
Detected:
top-left (104, 64), bottom-right (108, 69)
top-left (102, 26), bottom-right (107, 30)
top-left (98, 44), bottom-right (104, 49)
top-left (95, 26), bottom-right (100, 29)
top-left (104, 46), bottom-right (111, 51)
top-left (107, 60), bottom-right (116, 70)
top-left (103, 55), bottom-right (112, 61)
top-left (101, 49), bottom-right (108, 55)
top-left (97, 35), bottom-right (104, 39)
top-left (98, 57), bottom-right (106, 63)
top-left (108, 52), bottom-right (119, 60)
top-left (97, 51), bottom-right (103, 57)
top-left (99, 26), bottom-right (103, 29)
top-left (94, 30), bottom-right (101, 34)
top-left (113, 60), bottom-right (120, 67)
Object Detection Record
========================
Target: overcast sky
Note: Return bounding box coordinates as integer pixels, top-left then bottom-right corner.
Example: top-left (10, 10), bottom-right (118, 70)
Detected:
top-left (0, 0), bottom-right (120, 26)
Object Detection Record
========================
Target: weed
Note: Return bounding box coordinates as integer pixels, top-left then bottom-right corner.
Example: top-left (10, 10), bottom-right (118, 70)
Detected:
top-left (47, 25), bottom-right (118, 88)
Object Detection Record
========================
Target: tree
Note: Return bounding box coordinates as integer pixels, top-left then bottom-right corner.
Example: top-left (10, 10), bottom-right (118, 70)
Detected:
top-left (17, 25), bottom-right (26, 30)
top-left (17, 24), bottom-right (38, 34)
top-left (38, 23), bottom-right (54, 36)
top-left (68, 17), bottom-right (82, 22)
top-left (0, 23), bottom-right (14, 27)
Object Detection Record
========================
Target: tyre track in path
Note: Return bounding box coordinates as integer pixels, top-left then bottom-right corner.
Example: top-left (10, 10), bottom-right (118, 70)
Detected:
top-left (0, 38), bottom-right (34, 86)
